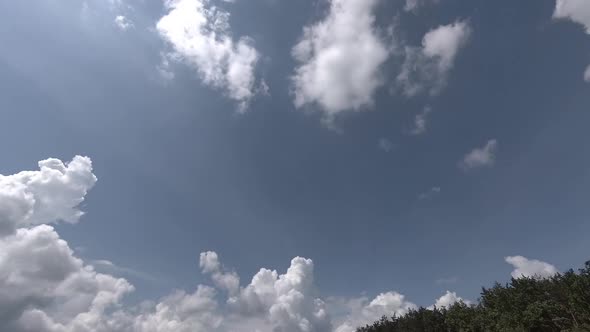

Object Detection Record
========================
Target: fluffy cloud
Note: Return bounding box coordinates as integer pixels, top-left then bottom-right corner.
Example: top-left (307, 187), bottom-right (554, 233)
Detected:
top-left (0, 156), bottom-right (132, 332)
top-left (431, 291), bottom-right (469, 309)
top-left (553, 0), bottom-right (590, 82)
top-left (0, 156), bottom-right (97, 237)
top-left (291, 0), bottom-right (390, 118)
top-left (156, 0), bottom-right (261, 111)
top-left (553, 0), bottom-right (590, 33)
top-left (459, 139), bottom-right (498, 170)
top-left (229, 256), bottom-right (332, 332)
top-left (505, 256), bottom-right (559, 279)
top-left (333, 292), bottom-right (417, 332)
top-left (199, 251), bottom-right (240, 295)
top-left (397, 21), bottom-right (471, 97)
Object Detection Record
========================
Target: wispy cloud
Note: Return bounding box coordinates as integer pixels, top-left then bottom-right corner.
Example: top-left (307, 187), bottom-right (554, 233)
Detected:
top-left (91, 259), bottom-right (159, 283)
top-left (410, 106), bottom-right (432, 135)
top-left (418, 186), bottom-right (441, 200)
top-left (378, 138), bottom-right (395, 152)
top-left (459, 139), bottom-right (498, 171)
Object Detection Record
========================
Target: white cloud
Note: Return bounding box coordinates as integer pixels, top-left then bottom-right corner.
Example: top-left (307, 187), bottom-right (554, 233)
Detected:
top-left (114, 15), bottom-right (133, 30)
top-left (132, 286), bottom-right (224, 332)
top-left (505, 256), bottom-right (559, 279)
top-left (553, 0), bottom-right (590, 33)
top-left (410, 106), bottom-right (432, 135)
top-left (553, 0), bottom-right (590, 81)
top-left (397, 21), bottom-right (471, 97)
top-left (200, 251), bottom-right (240, 295)
top-left (0, 156), bottom-right (97, 237)
top-left (229, 256), bottom-right (332, 332)
top-left (459, 139), bottom-right (498, 170)
top-left (404, 0), bottom-right (440, 12)
top-left (0, 156), bottom-right (133, 332)
top-left (0, 225), bottom-right (134, 332)
top-left (291, 0), bottom-right (390, 119)
top-left (430, 291), bottom-right (469, 309)
top-left (156, 0), bottom-right (261, 111)
top-left (333, 292), bottom-right (417, 332)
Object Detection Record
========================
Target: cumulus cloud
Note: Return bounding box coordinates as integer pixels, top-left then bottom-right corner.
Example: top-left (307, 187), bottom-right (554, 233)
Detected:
top-left (430, 291), bottom-right (469, 309)
top-left (459, 139), bottom-right (498, 170)
top-left (333, 292), bottom-right (417, 332)
top-left (553, 0), bottom-right (590, 33)
top-left (199, 251), bottom-right (240, 295)
top-left (291, 0), bottom-right (390, 118)
top-left (505, 256), bottom-right (559, 279)
top-left (0, 156), bottom-right (97, 237)
top-left (156, 0), bottom-right (261, 111)
top-left (0, 156), bottom-right (133, 332)
top-left (553, 0), bottom-right (590, 82)
top-left (397, 21), bottom-right (471, 97)
top-left (114, 15), bottom-right (133, 30)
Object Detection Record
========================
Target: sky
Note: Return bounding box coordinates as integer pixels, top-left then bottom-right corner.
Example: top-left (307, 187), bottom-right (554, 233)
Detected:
top-left (0, 0), bottom-right (590, 331)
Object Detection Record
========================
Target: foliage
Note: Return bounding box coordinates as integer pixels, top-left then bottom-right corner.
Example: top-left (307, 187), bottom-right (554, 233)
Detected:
top-left (357, 261), bottom-right (590, 332)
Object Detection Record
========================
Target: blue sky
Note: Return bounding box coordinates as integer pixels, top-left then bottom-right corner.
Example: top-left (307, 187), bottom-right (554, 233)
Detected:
top-left (1, 0), bottom-right (590, 331)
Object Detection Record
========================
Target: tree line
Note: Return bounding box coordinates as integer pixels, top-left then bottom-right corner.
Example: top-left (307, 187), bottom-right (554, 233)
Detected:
top-left (357, 260), bottom-right (590, 332)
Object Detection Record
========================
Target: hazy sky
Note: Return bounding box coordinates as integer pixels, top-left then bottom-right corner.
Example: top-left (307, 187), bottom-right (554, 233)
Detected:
top-left (1, 0), bottom-right (590, 331)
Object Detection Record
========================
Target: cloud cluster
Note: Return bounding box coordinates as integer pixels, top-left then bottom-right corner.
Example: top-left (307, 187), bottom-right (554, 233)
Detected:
top-left (505, 256), bottom-right (558, 279)
top-left (291, 0), bottom-right (390, 118)
top-left (459, 139), bottom-right (498, 170)
top-left (0, 157), bottom-right (132, 332)
top-left (153, 0), bottom-right (473, 119)
top-left (397, 21), bottom-right (471, 97)
top-left (1, 156), bottom-right (562, 332)
top-left (156, 0), bottom-right (261, 111)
